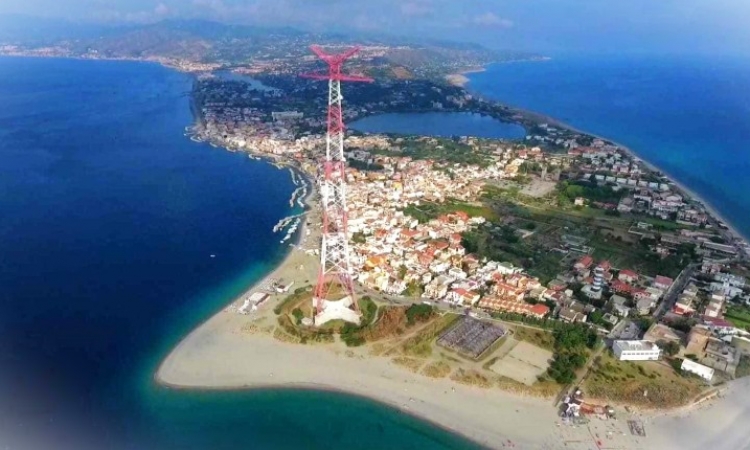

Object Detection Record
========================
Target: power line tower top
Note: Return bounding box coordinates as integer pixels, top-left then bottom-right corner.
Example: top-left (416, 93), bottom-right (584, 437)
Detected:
top-left (300, 45), bottom-right (374, 83)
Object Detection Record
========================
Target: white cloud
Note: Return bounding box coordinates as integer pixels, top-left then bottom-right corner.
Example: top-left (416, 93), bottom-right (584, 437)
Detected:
top-left (473, 12), bottom-right (513, 28)
top-left (155, 3), bottom-right (170, 16)
top-left (400, 1), bottom-right (432, 17)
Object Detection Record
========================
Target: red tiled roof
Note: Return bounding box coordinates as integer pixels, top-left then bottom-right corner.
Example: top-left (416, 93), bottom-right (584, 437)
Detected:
top-left (702, 317), bottom-right (734, 328)
top-left (576, 255), bottom-right (593, 268)
top-left (530, 304), bottom-right (550, 316)
top-left (611, 280), bottom-right (633, 293)
top-left (655, 275), bottom-right (674, 286)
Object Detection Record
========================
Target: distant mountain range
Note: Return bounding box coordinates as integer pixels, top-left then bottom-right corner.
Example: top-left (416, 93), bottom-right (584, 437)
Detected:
top-left (0, 16), bottom-right (540, 76)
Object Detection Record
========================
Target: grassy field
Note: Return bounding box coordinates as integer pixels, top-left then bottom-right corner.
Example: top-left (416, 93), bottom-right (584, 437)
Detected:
top-left (401, 313), bottom-right (460, 357)
top-left (513, 326), bottom-right (555, 351)
top-left (583, 352), bottom-right (702, 408)
top-left (403, 199), bottom-right (499, 223)
top-left (725, 306), bottom-right (750, 330)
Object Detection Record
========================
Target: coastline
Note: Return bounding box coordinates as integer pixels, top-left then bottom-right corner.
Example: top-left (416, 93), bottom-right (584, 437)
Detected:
top-left (445, 67), bottom-right (487, 87)
top-left (155, 298), bottom-right (563, 449)
top-left (160, 57), bottom-right (749, 449)
top-left (460, 65), bottom-right (750, 245)
top-left (530, 109), bottom-right (749, 244)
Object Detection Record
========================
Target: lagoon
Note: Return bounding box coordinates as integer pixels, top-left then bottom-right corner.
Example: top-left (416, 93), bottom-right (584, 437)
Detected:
top-left (350, 112), bottom-right (526, 140)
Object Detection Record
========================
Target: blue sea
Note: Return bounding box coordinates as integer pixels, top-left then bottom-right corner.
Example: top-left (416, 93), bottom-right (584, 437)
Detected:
top-left (467, 55), bottom-right (750, 239)
top-left (0, 57), bottom-right (482, 450)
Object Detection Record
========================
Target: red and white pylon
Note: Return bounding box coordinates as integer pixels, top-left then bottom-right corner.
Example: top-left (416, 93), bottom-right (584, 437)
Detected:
top-left (301, 45), bottom-right (373, 319)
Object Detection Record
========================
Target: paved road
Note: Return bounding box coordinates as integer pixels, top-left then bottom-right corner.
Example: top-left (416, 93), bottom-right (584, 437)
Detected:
top-left (653, 263), bottom-right (698, 320)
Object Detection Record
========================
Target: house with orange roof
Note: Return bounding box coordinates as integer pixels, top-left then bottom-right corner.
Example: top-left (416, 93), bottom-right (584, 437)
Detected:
top-left (618, 269), bottom-right (639, 284)
top-left (574, 255), bottom-right (594, 271)
top-left (653, 275), bottom-right (674, 291)
top-left (611, 280), bottom-right (633, 295)
top-left (448, 288), bottom-right (481, 306)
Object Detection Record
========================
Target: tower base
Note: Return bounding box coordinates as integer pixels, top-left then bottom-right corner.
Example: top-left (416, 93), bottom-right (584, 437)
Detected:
top-left (313, 296), bottom-right (361, 327)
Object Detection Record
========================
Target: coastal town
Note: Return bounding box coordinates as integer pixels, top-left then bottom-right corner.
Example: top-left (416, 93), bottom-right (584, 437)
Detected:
top-left (25, 19), bottom-right (736, 445)
top-left (2, 4), bottom-right (750, 450)
top-left (141, 54), bottom-right (750, 449)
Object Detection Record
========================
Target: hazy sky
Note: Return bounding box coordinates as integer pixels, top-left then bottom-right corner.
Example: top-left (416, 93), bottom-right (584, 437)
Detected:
top-left (1, 0), bottom-right (749, 54)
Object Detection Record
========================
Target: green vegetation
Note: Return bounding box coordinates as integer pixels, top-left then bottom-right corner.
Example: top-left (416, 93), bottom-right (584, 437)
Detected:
top-left (587, 310), bottom-right (613, 330)
top-left (405, 304), bottom-right (435, 325)
top-left (339, 296), bottom-right (378, 347)
top-left (402, 199), bottom-right (497, 223)
top-left (585, 353), bottom-right (702, 408)
top-left (274, 286), bottom-right (312, 315)
top-left (462, 223), bottom-right (563, 283)
top-left (513, 326), bottom-right (555, 351)
top-left (668, 317), bottom-right (697, 334)
top-left (588, 235), bottom-right (695, 279)
top-left (291, 308), bottom-right (304, 325)
top-left (661, 341), bottom-right (680, 357)
top-left (352, 232), bottom-right (367, 244)
top-left (558, 180), bottom-right (625, 205)
top-left (404, 281), bottom-right (423, 298)
top-left (359, 296), bottom-right (379, 326)
top-left (547, 324), bottom-right (599, 384)
top-left (725, 305), bottom-right (750, 330)
top-left (370, 136), bottom-right (496, 167)
top-left (402, 314), bottom-right (460, 357)
top-left (636, 317), bottom-right (655, 332)
top-left (520, 161), bottom-right (543, 174)
top-left (490, 311), bottom-right (571, 330)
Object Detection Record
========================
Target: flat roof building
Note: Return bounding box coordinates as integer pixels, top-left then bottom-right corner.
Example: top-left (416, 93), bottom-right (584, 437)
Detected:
top-left (681, 359), bottom-right (714, 381)
top-left (613, 340), bottom-right (661, 361)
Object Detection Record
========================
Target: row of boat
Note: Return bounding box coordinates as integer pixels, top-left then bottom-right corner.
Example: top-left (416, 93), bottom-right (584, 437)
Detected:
top-left (279, 218), bottom-right (301, 244)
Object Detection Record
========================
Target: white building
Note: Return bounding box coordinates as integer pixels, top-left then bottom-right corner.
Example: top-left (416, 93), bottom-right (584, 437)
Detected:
top-left (271, 111), bottom-right (304, 122)
top-left (680, 359), bottom-right (714, 381)
top-left (613, 340), bottom-right (661, 361)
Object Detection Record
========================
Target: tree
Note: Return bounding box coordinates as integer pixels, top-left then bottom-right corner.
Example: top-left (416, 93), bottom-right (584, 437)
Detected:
top-left (635, 317), bottom-right (654, 332)
top-left (661, 340), bottom-right (680, 357)
top-left (405, 304), bottom-right (434, 325)
top-left (398, 265), bottom-right (408, 280)
top-left (291, 308), bottom-right (304, 325)
top-left (405, 281), bottom-right (423, 298)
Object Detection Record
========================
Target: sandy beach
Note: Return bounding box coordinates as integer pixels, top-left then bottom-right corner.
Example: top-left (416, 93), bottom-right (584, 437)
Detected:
top-left (445, 67), bottom-right (487, 87)
top-left (156, 66), bottom-right (750, 449)
top-left (157, 279), bottom-right (750, 450)
top-left (152, 179), bottom-right (664, 450)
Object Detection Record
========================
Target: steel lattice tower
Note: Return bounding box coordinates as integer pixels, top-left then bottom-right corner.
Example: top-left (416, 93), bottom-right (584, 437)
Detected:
top-left (301, 45), bottom-right (373, 319)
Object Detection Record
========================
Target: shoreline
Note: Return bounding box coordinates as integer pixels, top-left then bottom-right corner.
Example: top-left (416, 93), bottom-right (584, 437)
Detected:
top-left (159, 58), bottom-right (749, 449)
top-left (155, 308), bottom-right (561, 449)
top-left (461, 63), bottom-right (750, 245)
top-left (155, 380), bottom-right (498, 450)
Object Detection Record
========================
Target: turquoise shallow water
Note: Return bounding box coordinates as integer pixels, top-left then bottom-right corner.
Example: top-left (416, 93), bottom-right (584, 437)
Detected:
top-left (0, 57), bottom-right (483, 450)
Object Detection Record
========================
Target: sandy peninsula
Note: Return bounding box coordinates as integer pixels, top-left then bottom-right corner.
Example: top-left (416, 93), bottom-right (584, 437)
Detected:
top-left (152, 193), bottom-right (702, 450)
top-left (445, 67), bottom-right (487, 87)
top-left (158, 90), bottom-right (750, 449)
